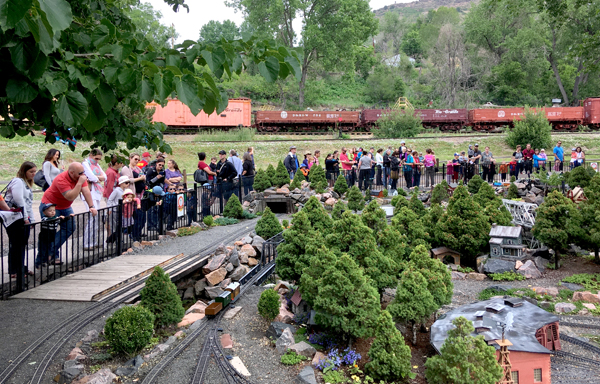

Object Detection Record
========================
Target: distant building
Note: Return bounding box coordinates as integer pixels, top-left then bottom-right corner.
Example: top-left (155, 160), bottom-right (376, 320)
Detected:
top-left (431, 297), bottom-right (560, 384)
top-left (489, 224), bottom-right (526, 260)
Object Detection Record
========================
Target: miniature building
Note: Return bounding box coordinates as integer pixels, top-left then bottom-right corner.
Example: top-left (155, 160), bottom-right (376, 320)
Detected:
top-left (290, 290), bottom-right (310, 317)
top-left (431, 297), bottom-right (559, 384)
top-left (431, 247), bottom-right (461, 266)
top-left (489, 224), bottom-right (526, 259)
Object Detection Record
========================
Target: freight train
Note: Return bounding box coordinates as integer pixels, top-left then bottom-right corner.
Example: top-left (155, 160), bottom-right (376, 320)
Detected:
top-left (148, 97), bottom-right (600, 133)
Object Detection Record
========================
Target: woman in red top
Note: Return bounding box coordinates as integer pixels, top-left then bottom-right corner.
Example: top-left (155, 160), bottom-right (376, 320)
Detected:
top-left (197, 152), bottom-right (217, 181)
top-left (103, 155), bottom-right (123, 202)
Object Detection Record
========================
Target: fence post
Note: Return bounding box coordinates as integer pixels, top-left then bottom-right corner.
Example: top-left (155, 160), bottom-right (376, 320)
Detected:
top-left (183, 169), bottom-right (187, 186)
top-left (158, 198), bottom-right (164, 236)
top-left (194, 183), bottom-right (200, 222)
top-left (116, 199), bottom-right (123, 256)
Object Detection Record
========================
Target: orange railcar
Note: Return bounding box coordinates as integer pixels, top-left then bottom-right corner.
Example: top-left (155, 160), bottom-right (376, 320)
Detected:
top-left (584, 97), bottom-right (600, 129)
top-left (541, 107), bottom-right (584, 131)
top-left (253, 110), bottom-right (360, 132)
top-left (468, 108), bottom-right (526, 131)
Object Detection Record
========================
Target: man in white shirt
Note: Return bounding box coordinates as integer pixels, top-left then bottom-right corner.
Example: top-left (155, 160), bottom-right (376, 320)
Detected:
top-left (227, 150), bottom-right (243, 177)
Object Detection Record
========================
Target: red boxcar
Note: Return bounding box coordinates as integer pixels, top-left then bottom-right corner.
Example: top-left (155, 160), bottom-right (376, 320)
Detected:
top-left (147, 98), bottom-right (252, 133)
top-left (469, 108), bottom-right (525, 130)
top-left (254, 111), bottom-right (360, 132)
top-left (415, 108), bottom-right (468, 131)
top-left (584, 98), bottom-right (600, 128)
top-left (360, 109), bottom-right (391, 130)
top-left (541, 107), bottom-right (584, 131)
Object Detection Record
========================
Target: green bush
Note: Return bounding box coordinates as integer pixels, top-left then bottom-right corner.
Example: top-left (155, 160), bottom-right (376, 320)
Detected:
top-left (558, 289), bottom-right (574, 300)
top-left (309, 165), bottom-right (327, 193)
top-left (214, 217), bottom-right (239, 225)
top-left (266, 164), bottom-right (277, 185)
top-left (280, 350), bottom-right (307, 365)
top-left (242, 210), bottom-right (257, 219)
top-left (467, 175), bottom-right (484, 195)
top-left (431, 180), bottom-right (449, 205)
top-left (489, 271), bottom-right (525, 281)
top-left (273, 160), bottom-right (291, 187)
top-left (347, 186), bottom-right (365, 212)
top-left (507, 183), bottom-right (519, 199)
top-left (258, 288), bottom-right (280, 321)
top-left (104, 306), bottom-right (155, 355)
top-left (223, 194), bottom-right (243, 219)
top-left (373, 110), bottom-right (421, 138)
top-left (177, 227), bottom-right (202, 236)
top-left (140, 266), bottom-right (185, 328)
top-left (282, 219), bottom-right (289, 228)
top-left (203, 215), bottom-right (214, 226)
top-left (255, 207), bottom-right (283, 239)
top-left (253, 168), bottom-right (272, 192)
top-left (333, 173), bottom-right (348, 196)
top-left (382, 189), bottom-right (388, 197)
top-left (510, 175), bottom-right (516, 182)
top-left (332, 200), bottom-right (347, 220)
top-left (566, 166), bottom-right (595, 188)
top-left (322, 370), bottom-right (348, 384)
top-left (505, 108), bottom-right (552, 151)
top-left (290, 169), bottom-right (305, 190)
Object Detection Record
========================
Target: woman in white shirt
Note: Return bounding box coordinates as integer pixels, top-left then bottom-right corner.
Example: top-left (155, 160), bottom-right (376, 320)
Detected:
top-left (375, 148), bottom-right (384, 185)
top-left (82, 149), bottom-right (107, 250)
top-left (42, 149), bottom-right (63, 191)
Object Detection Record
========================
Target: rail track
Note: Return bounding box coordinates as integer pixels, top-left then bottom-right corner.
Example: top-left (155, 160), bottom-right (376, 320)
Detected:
top-left (0, 228), bottom-right (252, 384)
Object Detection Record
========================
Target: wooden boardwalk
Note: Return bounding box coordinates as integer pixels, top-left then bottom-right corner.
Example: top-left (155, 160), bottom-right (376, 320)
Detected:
top-left (11, 254), bottom-right (181, 302)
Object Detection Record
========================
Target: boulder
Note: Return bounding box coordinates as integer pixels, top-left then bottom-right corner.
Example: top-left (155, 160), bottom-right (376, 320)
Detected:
top-left (466, 272), bottom-right (487, 281)
top-left (229, 265), bottom-right (248, 281)
top-left (516, 260), bottom-right (542, 279)
top-left (67, 348), bottom-right (85, 361)
top-left (223, 306), bottom-right (243, 320)
top-left (324, 198), bottom-right (336, 206)
top-left (579, 309), bottom-right (590, 315)
top-left (220, 278), bottom-right (232, 289)
top-left (539, 301), bottom-right (553, 310)
top-left (534, 256), bottom-right (549, 273)
top-left (115, 355), bottom-right (144, 377)
top-left (205, 286), bottom-right (225, 299)
top-left (229, 249), bottom-right (240, 267)
top-left (534, 287), bottom-right (558, 297)
top-left (488, 284), bottom-right (512, 292)
top-left (205, 268), bottom-right (227, 286)
top-left (583, 303), bottom-right (597, 310)
top-left (178, 313), bottom-right (205, 327)
top-left (72, 369), bottom-right (116, 384)
top-left (239, 252), bottom-right (249, 264)
top-left (312, 351), bottom-right (326, 366)
top-left (266, 322), bottom-right (296, 340)
top-left (515, 260), bottom-right (523, 269)
top-left (276, 328), bottom-right (296, 354)
top-left (242, 235), bottom-right (253, 245)
top-left (248, 257), bottom-right (259, 267)
top-left (215, 243), bottom-right (227, 255)
top-left (194, 279), bottom-right (208, 297)
top-left (275, 302), bottom-right (295, 324)
top-left (183, 287), bottom-right (195, 300)
top-left (296, 366), bottom-right (317, 384)
top-left (476, 255), bottom-right (489, 273)
top-left (240, 244), bottom-right (257, 258)
top-left (252, 236), bottom-right (265, 254)
top-left (202, 253), bottom-right (227, 274)
top-left (534, 196), bottom-right (545, 206)
top-left (288, 341), bottom-right (317, 358)
top-left (483, 258), bottom-right (515, 274)
top-left (562, 282), bottom-right (584, 291)
top-left (573, 291), bottom-right (600, 304)
top-left (185, 301), bottom-right (207, 315)
top-left (555, 302), bottom-right (577, 313)
top-left (64, 360), bottom-right (84, 370)
top-left (451, 271), bottom-right (466, 280)
top-left (60, 367), bottom-right (82, 382)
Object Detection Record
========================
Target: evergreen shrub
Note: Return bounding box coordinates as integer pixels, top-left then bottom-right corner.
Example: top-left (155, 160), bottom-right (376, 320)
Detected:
top-left (203, 215), bottom-right (214, 226)
top-left (223, 194), bottom-right (243, 219)
top-left (253, 169), bottom-right (272, 192)
top-left (266, 164), bottom-right (276, 185)
top-left (273, 161), bottom-right (291, 187)
top-left (505, 108), bottom-right (552, 151)
top-left (333, 173), bottom-right (348, 196)
top-left (290, 169), bottom-right (305, 190)
top-left (258, 288), bottom-right (280, 321)
top-left (104, 305), bottom-right (154, 355)
top-left (255, 207), bottom-right (283, 239)
top-left (309, 165), bottom-right (327, 193)
top-left (140, 266), bottom-right (185, 328)
top-left (347, 186), bottom-right (364, 212)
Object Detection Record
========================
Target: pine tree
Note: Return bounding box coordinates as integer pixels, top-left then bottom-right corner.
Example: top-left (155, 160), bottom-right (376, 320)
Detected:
top-left (347, 185), bottom-right (365, 212)
top-left (289, 168), bottom-right (305, 190)
top-left (275, 210), bottom-right (321, 282)
top-left (299, 246), bottom-right (338, 307)
top-left (255, 207), bottom-right (283, 240)
top-left (388, 267), bottom-right (437, 344)
top-left (333, 172), bottom-right (349, 196)
top-left (532, 190), bottom-right (584, 269)
top-left (431, 180), bottom-right (449, 205)
top-left (507, 182), bottom-right (519, 199)
top-left (223, 194), bottom-right (243, 219)
top-left (510, 175), bottom-right (516, 182)
top-left (408, 190), bottom-right (427, 216)
top-left (361, 200), bottom-right (387, 235)
top-left (266, 163), bottom-right (276, 185)
top-left (302, 196), bottom-right (334, 232)
top-left (253, 168), bottom-right (272, 192)
top-left (408, 245), bottom-right (453, 308)
top-left (391, 194), bottom-right (409, 214)
top-left (366, 310), bottom-right (413, 381)
top-left (582, 174), bottom-right (600, 263)
top-left (140, 266), bottom-right (185, 328)
top-left (309, 164), bottom-right (327, 193)
top-left (378, 226), bottom-right (410, 268)
top-left (332, 200), bottom-right (347, 220)
top-left (391, 206), bottom-right (430, 251)
top-left (567, 165), bottom-right (595, 188)
top-left (437, 185), bottom-right (491, 264)
top-left (475, 182), bottom-right (513, 226)
top-left (422, 203), bottom-right (444, 247)
top-left (467, 174), bottom-right (484, 195)
top-left (425, 316), bottom-right (503, 384)
top-left (473, 181), bottom-right (497, 207)
top-left (273, 160), bottom-right (291, 188)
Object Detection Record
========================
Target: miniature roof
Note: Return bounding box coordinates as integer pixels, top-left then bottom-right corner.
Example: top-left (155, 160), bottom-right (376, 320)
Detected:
top-left (430, 297), bottom-right (558, 355)
top-left (431, 247), bottom-right (461, 256)
top-left (489, 225), bottom-right (522, 238)
top-left (291, 290), bottom-right (302, 306)
top-left (489, 238), bottom-right (503, 245)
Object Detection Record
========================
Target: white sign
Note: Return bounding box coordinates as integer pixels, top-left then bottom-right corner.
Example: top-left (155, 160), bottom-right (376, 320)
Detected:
top-left (498, 111), bottom-right (505, 117)
top-left (591, 162), bottom-right (598, 172)
top-left (177, 194), bottom-right (185, 217)
top-left (280, 111), bottom-right (288, 119)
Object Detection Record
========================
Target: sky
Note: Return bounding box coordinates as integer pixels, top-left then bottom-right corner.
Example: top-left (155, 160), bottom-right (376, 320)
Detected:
top-left (147, 0), bottom-right (414, 43)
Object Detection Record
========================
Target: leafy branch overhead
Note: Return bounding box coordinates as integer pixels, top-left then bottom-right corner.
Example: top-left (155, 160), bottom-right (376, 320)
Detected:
top-left (0, 0), bottom-right (301, 152)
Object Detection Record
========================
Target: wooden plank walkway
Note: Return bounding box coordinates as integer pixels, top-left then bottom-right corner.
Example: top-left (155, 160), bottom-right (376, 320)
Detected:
top-left (11, 254), bottom-right (180, 302)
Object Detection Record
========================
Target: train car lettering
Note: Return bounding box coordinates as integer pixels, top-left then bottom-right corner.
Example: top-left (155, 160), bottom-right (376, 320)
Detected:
top-left (281, 111), bottom-right (288, 118)
top-left (498, 111), bottom-right (505, 117)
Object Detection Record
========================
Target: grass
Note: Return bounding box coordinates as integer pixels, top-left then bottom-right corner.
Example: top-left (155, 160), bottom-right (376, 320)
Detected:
top-left (562, 273), bottom-right (600, 291)
top-left (177, 226), bottom-right (202, 236)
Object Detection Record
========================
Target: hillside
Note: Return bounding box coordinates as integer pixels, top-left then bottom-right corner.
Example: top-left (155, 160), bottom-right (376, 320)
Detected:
top-left (373, 0), bottom-right (478, 19)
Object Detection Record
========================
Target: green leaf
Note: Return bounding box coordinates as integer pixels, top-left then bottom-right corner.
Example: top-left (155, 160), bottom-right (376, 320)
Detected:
top-left (91, 25), bottom-right (110, 46)
top-left (0, 0), bottom-right (33, 30)
top-left (36, 15), bottom-right (56, 55)
top-left (82, 97), bottom-right (106, 133)
top-left (203, 90), bottom-right (216, 115)
top-left (117, 68), bottom-right (135, 85)
top-left (153, 72), bottom-right (173, 100)
top-left (45, 78), bottom-right (68, 97)
top-left (27, 53), bottom-right (48, 80)
top-left (139, 78), bottom-right (154, 102)
top-left (6, 78), bottom-right (37, 103)
top-left (79, 71), bottom-right (100, 92)
top-left (258, 56), bottom-right (280, 83)
top-left (9, 39), bottom-right (39, 72)
top-left (94, 83), bottom-right (116, 114)
top-left (56, 91), bottom-right (88, 126)
top-left (202, 72), bottom-right (219, 96)
top-left (73, 32), bottom-right (91, 47)
top-left (232, 56), bottom-right (243, 73)
top-left (166, 54), bottom-right (181, 67)
top-left (165, 66), bottom-right (182, 76)
top-left (174, 74), bottom-right (203, 115)
top-left (278, 46), bottom-right (289, 57)
top-left (285, 56), bottom-right (301, 80)
top-left (201, 50), bottom-right (214, 72)
top-left (103, 66), bottom-right (119, 84)
top-left (141, 61), bottom-right (159, 77)
top-left (39, 0), bottom-right (72, 32)
top-left (279, 62), bottom-right (290, 79)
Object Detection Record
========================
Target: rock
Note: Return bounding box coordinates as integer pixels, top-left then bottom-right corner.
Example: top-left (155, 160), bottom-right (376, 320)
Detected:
top-left (515, 260), bottom-right (523, 269)
top-left (266, 322), bottom-right (296, 340)
top-left (67, 347), bottom-right (85, 361)
top-left (205, 286), bottom-right (225, 299)
top-left (153, 343), bottom-right (170, 353)
top-left (185, 300), bottom-right (208, 315)
top-left (183, 287), bottom-right (195, 300)
top-left (288, 341), bottom-right (317, 358)
top-left (203, 253), bottom-right (227, 274)
top-left (483, 258), bottom-right (515, 274)
top-left (240, 244), bottom-right (256, 258)
top-left (215, 243), bottom-right (227, 255)
top-left (241, 235), bottom-right (252, 245)
top-left (72, 369), bottom-right (116, 384)
top-left (229, 249), bottom-right (240, 267)
top-left (174, 331), bottom-right (184, 338)
top-left (190, 319), bottom-right (205, 331)
top-left (221, 334), bottom-right (233, 349)
top-left (178, 313), bottom-right (205, 327)
top-left (234, 241), bottom-right (244, 246)
top-left (515, 182), bottom-right (526, 189)
top-left (226, 263), bottom-right (234, 273)
top-left (115, 355), bottom-right (144, 377)
top-left (165, 230), bottom-right (178, 237)
top-left (530, 186), bottom-right (542, 195)
top-left (276, 328), bottom-right (296, 354)
top-left (324, 198), bottom-right (336, 206)
top-left (220, 278), bottom-right (232, 288)
top-left (534, 287), bottom-right (558, 297)
top-left (296, 366), bottom-right (317, 384)
top-left (223, 306), bottom-right (243, 320)
top-left (60, 367), bottom-right (82, 382)
top-left (562, 282), bottom-right (584, 291)
top-left (539, 301), bottom-right (553, 310)
top-left (239, 252), bottom-right (249, 264)
top-left (81, 330), bottom-right (99, 343)
top-left (555, 302), bottom-right (577, 313)
top-left (141, 240), bottom-right (153, 246)
top-left (230, 356), bottom-right (251, 377)
top-left (64, 360), bottom-right (84, 370)
top-left (194, 279), bottom-right (208, 297)
top-left (476, 255), bottom-right (489, 273)
top-left (516, 260), bottom-right (542, 279)
top-left (573, 291), bottom-right (600, 304)
top-left (312, 351), bottom-right (326, 366)
top-left (534, 256), bottom-right (549, 273)
top-left (252, 236), bottom-right (265, 253)
top-left (451, 271), bottom-right (466, 280)
top-left (534, 196), bottom-right (545, 205)
top-left (248, 257), bottom-right (259, 266)
top-left (583, 303), bottom-right (596, 310)
top-left (275, 302), bottom-right (294, 324)
top-left (177, 278), bottom-right (195, 290)
top-left (579, 309), bottom-right (590, 315)
top-left (488, 284), bottom-right (512, 292)
top-left (523, 297), bottom-right (538, 306)
top-left (206, 267), bottom-right (227, 286)
top-left (466, 272), bottom-right (487, 281)
top-left (277, 187), bottom-right (290, 195)
top-left (229, 265), bottom-right (248, 281)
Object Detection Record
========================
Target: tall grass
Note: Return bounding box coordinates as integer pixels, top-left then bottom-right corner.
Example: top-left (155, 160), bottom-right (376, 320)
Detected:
top-left (193, 128), bottom-right (257, 142)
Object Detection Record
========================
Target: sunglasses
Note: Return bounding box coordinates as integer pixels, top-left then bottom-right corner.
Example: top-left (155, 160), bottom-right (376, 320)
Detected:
top-left (133, 158), bottom-right (140, 161)
top-left (123, 181), bottom-right (131, 184)
top-left (78, 171), bottom-right (85, 175)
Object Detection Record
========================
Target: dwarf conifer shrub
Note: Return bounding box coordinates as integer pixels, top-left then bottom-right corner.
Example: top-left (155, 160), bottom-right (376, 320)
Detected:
top-left (507, 182), bottom-right (519, 199)
top-left (361, 200), bottom-right (387, 235)
top-left (266, 164), bottom-right (276, 185)
top-left (258, 288), bottom-right (280, 321)
top-left (140, 266), bottom-right (185, 328)
top-left (431, 180), bottom-right (449, 205)
top-left (104, 305), bottom-right (154, 355)
top-left (467, 174), bottom-right (484, 195)
top-left (332, 200), bottom-right (347, 220)
top-left (273, 160), bottom-right (291, 187)
top-left (408, 191), bottom-right (426, 216)
top-left (290, 169), bottom-right (305, 190)
top-left (203, 215), bottom-right (214, 226)
top-left (333, 173), bottom-right (348, 196)
top-left (253, 169), bottom-right (272, 192)
top-left (255, 207), bottom-right (283, 240)
top-left (223, 194), bottom-right (243, 219)
top-left (309, 165), bottom-right (327, 193)
top-left (347, 186), bottom-right (364, 212)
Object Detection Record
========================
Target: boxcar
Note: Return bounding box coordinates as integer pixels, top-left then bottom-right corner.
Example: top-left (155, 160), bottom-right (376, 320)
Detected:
top-left (415, 108), bottom-right (468, 131)
top-left (542, 107), bottom-right (584, 131)
top-left (584, 98), bottom-right (600, 129)
top-left (253, 111), bottom-right (360, 132)
top-left (360, 109), bottom-right (392, 130)
top-left (147, 98), bottom-right (252, 133)
top-left (468, 108), bottom-right (526, 131)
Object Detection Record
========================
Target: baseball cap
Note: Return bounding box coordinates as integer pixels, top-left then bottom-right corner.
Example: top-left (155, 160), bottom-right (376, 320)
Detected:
top-left (218, 150), bottom-right (227, 155)
top-left (156, 152), bottom-right (165, 158)
top-left (123, 188), bottom-right (134, 196)
top-left (152, 186), bottom-right (166, 196)
top-left (142, 152), bottom-right (150, 157)
top-left (572, 148), bottom-right (576, 151)
top-left (118, 176), bottom-right (130, 185)
top-left (475, 143), bottom-right (479, 146)
top-left (400, 140), bottom-right (405, 144)
top-left (40, 203), bottom-right (55, 212)
top-left (289, 146), bottom-right (296, 150)
top-left (454, 153), bottom-right (459, 156)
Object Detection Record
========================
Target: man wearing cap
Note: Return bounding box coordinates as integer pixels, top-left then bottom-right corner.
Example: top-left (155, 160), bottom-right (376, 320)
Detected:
top-left (138, 152), bottom-right (151, 168)
top-left (284, 146), bottom-right (299, 178)
top-left (217, 150), bottom-right (238, 201)
top-left (472, 144), bottom-right (482, 170)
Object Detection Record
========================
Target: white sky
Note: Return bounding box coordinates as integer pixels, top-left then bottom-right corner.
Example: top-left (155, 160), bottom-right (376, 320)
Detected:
top-left (147, 0), bottom-right (414, 43)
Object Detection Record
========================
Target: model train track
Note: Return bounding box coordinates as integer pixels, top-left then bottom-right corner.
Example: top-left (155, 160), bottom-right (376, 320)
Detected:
top-left (560, 321), bottom-right (600, 331)
top-left (560, 334), bottom-right (600, 356)
top-left (552, 350), bottom-right (600, 368)
top-left (0, 229), bottom-right (250, 384)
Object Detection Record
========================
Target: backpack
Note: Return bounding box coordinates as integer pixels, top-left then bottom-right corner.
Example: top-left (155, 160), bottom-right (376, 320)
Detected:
top-left (34, 167), bottom-right (48, 189)
top-left (424, 155), bottom-right (435, 167)
top-left (194, 168), bottom-right (208, 184)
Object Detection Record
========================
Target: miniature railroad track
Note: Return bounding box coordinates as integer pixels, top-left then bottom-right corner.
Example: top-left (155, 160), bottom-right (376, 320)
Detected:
top-left (552, 350), bottom-right (600, 368)
top-left (560, 321), bottom-right (600, 331)
top-left (0, 229), bottom-right (251, 384)
top-left (560, 334), bottom-right (600, 356)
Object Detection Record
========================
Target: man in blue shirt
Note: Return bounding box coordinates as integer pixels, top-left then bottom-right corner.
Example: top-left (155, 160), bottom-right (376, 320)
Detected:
top-left (553, 141), bottom-right (564, 172)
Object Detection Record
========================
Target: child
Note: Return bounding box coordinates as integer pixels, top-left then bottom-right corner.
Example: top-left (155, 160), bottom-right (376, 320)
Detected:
top-left (446, 161), bottom-right (454, 184)
top-left (37, 203), bottom-right (68, 267)
top-left (163, 184), bottom-right (178, 230)
top-left (499, 162), bottom-right (508, 182)
top-left (570, 148), bottom-right (577, 170)
top-left (183, 186), bottom-right (197, 226)
top-left (452, 153), bottom-right (460, 182)
top-left (122, 189), bottom-right (141, 235)
top-left (538, 149), bottom-right (547, 172)
top-left (509, 158), bottom-right (518, 179)
top-left (210, 157), bottom-right (218, 185)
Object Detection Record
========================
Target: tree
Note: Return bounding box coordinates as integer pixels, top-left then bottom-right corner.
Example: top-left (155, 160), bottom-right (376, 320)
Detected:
top-left (299, 245), bottom-right (339, 307)
top-left (199, 20), bottom-right (240, 44)
top-left (532, 190), bottom-right (583, 269)
top-left (373, 110), bottom-right (422, 138)
top-left (505, 108), bottom-right (552, 151)
top-left (401, 30), bottom-right (423, 60)
top-left (0, 0), bottom-right (300, 153)
top-left (437, 185), bottom-right (490, 265)
top-left (266, 164), bottom-right (277, 185)
top-left (223, 194), bottom-right (243, 219)
top-left (422, 203), bottom-right (444, 247)
top-left (140, 266), bottom-right (185, 328)
top-left (347, 186), bottom-right (365, 212)
top-left (581, 174), bottom-right (600, 263)
top-left (273, 160), bottom-right (291, 188)
top-left (302, 196), bottom-right (333, 232)
top-left (308, 165), bottom-right (327, 193)
top-left (408, 191), bottom-right (427, 216)
top-left (425, 316), bottom-right (503, 384)
top-left (229, 0), bottom-right (378, 106)
top-left (257, 288), bottom-right (280, 321)
top-left (467, 175), bottom-right (484, 195)
top-left (431, 180), bottom-right (449, 205)
top-left (408, 245), bottom-right (453, 308)
top-left (253, 168), bottom-right (272, 192)
top-left (290, 169), bottom-right (305, 190)
top-left (392, 194), bottom-right (409, 214)
top-left (475, 182), bottom-right (513, 226)
top-left (366, 65), bottom-right (406, 104)
top-left (276, 209), bottom-right (321, 282)
top-left (333, 173), bottom-right (349, 196)
top-left (126, 2), bottom-right (178, 50)
top-left (566, 166), bottom-right (595, 189)
top-left (391, 207), bottom-right (430, 251)
top-left (507, 183), bottom-right (519, 199)
top-left (378, 226), bottom-right (410, 267)
top-left (361, 200), bottom-right (387, 235)
top-left (365, 310), bottom-right (413, 381)
top-left (332, 200), bottom-right (347, 220)
top-left (255, 207), bottom-right (283, 239)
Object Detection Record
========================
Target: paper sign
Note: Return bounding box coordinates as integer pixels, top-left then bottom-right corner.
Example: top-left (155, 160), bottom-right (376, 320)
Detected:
top-left (177, 194), bottom-right (185, 217)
